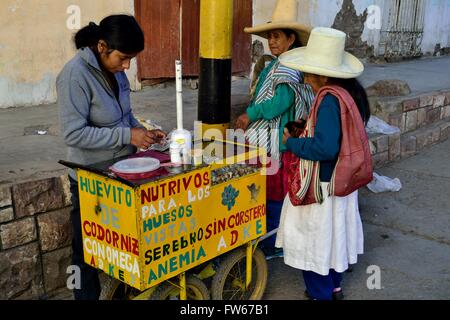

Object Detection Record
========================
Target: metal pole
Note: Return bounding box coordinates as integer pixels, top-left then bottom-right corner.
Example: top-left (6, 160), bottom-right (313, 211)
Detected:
top-left (179, 272), bottom-right (187, 300)
top-left (246, 242), bottom-right (253, 289)
top-left (198, 0), bottom-right (234, 136)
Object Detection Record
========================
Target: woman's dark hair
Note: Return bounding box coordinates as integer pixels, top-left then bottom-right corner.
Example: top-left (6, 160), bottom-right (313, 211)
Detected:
top-left (74, 15), bottom-right (144, 54)
top-left (280, 29), bottom-right (302, 50)
top-left (331, 78), bottom-right (371, 125)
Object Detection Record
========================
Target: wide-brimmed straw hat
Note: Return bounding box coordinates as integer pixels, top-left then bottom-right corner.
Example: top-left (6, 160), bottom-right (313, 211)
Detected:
top-left (279, 27), bottom-right (364, 79)
top-left (244, 0), bottom-right (311, 46)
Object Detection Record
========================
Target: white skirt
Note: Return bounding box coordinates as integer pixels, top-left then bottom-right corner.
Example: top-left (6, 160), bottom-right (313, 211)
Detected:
top-left (275, 182), bottom-right (364, 276)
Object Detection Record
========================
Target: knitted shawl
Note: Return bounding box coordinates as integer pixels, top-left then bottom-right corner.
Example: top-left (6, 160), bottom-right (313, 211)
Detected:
top-left (245, 60), bottom-right (314, 162)
top-left (288, 85), bottom-right (373, 206)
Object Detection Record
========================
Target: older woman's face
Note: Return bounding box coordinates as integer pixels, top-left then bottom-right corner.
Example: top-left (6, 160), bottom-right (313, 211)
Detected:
top-left (304, 73), bottom-right (329, 94)
top-left (267, 30), bottom-right (295, 57)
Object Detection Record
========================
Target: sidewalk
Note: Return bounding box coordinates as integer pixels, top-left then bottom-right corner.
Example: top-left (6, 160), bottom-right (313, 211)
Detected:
top-left (264, 139), bottom-right (450, 300)
top-left (1, 55), bottom-right (450, 186)
top-left (359, 55), bottom-right (450, 95)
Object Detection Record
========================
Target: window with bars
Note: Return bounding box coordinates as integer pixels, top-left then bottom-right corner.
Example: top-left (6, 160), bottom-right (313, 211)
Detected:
top-left (379, 0), bottom-right (425, 58)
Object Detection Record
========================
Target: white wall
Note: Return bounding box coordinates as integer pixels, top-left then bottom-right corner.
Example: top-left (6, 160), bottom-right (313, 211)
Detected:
top-left (422, 0), bottom-right (450, 54)
top-left (303, 0), bottom-right (385, 55)
top-left (0, 0), bottom-right (136, 109)
top-left (252, 0), bottom-right (450, 57)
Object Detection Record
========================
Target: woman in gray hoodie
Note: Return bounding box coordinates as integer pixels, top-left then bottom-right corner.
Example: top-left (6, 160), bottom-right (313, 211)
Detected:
top-left (57, 15), bottom-right (166, 300)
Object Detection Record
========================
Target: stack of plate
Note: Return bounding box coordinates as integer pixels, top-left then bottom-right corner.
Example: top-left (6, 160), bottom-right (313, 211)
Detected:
top-left (110, 157), bottom-right (161, 180)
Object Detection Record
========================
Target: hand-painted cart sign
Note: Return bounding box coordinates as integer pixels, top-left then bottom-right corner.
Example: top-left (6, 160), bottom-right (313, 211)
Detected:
top-left (78, 164), bottom-right (266, 291)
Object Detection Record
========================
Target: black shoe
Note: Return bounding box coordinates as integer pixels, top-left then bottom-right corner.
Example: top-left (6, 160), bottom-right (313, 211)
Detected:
top-left (265, 248), bottom-right (283, 260)
top-left (333, 289), bottom-right (344, 300)
top-left (304, 290), bottom-right (312, 300)
top-left (261, 247), bottom-right (284, 260)
top-left (304, 289), bottom-right (344, 301)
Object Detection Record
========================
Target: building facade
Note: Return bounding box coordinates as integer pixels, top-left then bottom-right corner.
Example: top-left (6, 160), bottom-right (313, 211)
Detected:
top-left (253, 0), bottom-right (450, 60)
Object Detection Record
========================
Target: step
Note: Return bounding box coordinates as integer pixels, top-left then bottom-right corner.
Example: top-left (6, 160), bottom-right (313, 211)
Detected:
top-left (370, 90), bottom-right (450, 134)
top-left (369, 118), bottom-right (450, 168)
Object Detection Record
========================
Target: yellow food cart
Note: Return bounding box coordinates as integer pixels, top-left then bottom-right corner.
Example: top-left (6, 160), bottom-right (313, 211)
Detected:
top-left (60, 139), bottom-right (268, 300)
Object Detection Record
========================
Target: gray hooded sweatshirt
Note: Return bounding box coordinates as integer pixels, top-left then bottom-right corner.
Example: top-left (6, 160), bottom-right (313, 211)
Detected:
top-left (57, 47), bottom-right (143, 180)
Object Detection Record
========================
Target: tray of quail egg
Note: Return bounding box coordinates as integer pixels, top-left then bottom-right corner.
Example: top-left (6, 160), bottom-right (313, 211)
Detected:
top-left (211, 164), bottom-right (260, 186)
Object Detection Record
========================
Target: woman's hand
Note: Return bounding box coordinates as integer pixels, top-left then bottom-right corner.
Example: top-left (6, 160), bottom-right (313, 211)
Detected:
top-left (131, 128), bottom-right (166, 150)
top-left (285, 120), bottom-right (306, 138)
top-left (149, 129), bottom-right (167, 144)
top-left (282, 127), bottom-right (292, 145)
top-left (235, 113), bottom-right (250, 130)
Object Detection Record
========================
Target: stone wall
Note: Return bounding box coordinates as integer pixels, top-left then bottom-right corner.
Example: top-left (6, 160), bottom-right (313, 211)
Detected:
top-left (0, 176), bottom-right (73, 299)
top-left (331, 0), bottom-right (374, 60)
top-left (369, 90), bottom-right (450, 168)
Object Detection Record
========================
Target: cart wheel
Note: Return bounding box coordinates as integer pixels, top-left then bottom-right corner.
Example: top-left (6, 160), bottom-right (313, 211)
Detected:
top-left (150, 275), bottom-right (210, 300)
top-left (100, 276), bottom-right (142, 300)
top-left (211, 246), bottom-right (268, 300)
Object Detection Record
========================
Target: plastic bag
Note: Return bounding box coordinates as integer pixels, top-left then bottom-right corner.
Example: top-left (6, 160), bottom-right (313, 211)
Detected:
top-left (366, 116), bottom-right (401, 135)
top-left (367, 172), bottom-right (402, 193)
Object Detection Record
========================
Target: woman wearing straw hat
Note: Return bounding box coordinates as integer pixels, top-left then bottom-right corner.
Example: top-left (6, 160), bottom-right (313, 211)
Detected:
top-left (276, 27), bottom-right (373, 300)
top-left (235, 0), bottom-right (314, 258)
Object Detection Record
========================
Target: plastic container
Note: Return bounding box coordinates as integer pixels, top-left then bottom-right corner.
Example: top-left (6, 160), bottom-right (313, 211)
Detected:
top-left (170, 143), bottom-right (182, 166)
top-left (170, 129), bottom-right (192, 164)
